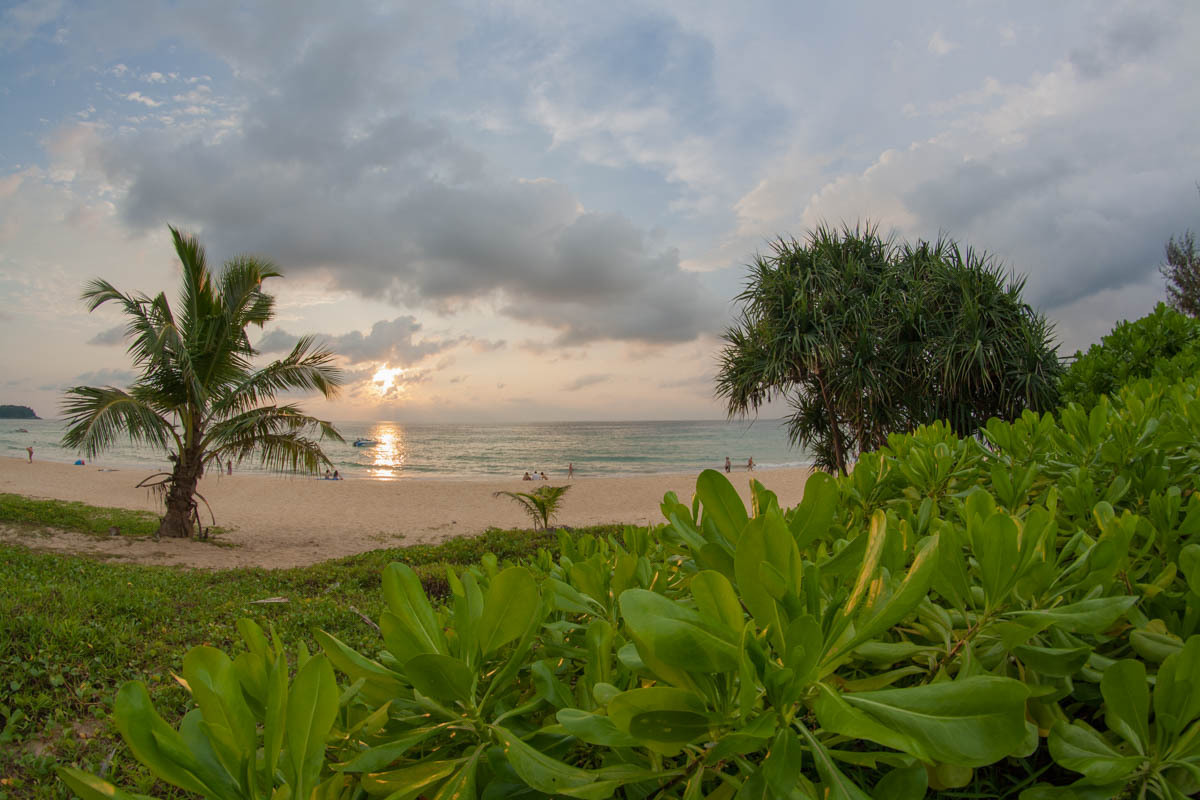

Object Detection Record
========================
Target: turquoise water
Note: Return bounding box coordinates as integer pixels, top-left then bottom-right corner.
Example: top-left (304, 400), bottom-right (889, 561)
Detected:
top-left (2, 418), bottom-right (810, 480)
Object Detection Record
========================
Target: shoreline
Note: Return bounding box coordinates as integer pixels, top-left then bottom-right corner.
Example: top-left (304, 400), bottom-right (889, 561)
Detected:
top-left (0, 456), bottom-right (814, 569)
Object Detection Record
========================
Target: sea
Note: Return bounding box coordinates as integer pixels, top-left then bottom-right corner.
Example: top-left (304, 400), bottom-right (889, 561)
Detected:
top-left (1, 418), bottom-right (811, 480)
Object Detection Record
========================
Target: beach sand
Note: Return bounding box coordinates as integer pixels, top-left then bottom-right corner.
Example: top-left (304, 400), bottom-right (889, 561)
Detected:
top-left (0, 457), bottom-right (813, 569)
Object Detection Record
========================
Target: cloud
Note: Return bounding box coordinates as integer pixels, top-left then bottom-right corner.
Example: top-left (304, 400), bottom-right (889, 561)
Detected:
top-left (64, 367), bottom-right (137, 387)
top-left (87, 325), bottom-right (126, 345)
top-left (124, 91), bottom-right (161, 107)
top-left (728, 2), bottom-right (1200, 351)
top-left (258, 315), bottom-right (461, 366)
top-left (39, 4), bottom-right (721, 348)
top-left (927, 31), bottom-right (958, 56)
top-left (562, 373), bottom-right (610, 392)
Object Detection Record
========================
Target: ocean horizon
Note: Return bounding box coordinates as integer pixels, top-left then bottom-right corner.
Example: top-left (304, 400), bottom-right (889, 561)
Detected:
top-left (1, 417), bottom-right (811, 480)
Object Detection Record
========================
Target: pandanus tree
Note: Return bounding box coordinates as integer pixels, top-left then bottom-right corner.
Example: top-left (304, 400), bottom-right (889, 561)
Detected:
top-left (716, 222), bottom-right (1062, 474)
top-left (61, 226), bottom-right (344, 539)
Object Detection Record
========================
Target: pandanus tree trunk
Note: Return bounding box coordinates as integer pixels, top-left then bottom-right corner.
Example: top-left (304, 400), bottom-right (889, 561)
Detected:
top-left (158, 448), bottom-right (204, 538)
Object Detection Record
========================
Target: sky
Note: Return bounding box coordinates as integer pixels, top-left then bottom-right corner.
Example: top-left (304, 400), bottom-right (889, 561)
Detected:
top-left (1, 1), bottom-right (1198, 423)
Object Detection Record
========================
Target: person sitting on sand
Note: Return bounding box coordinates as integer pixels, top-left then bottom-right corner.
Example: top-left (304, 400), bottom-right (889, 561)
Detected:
top-left (522, 471), bottom-right (532, 480)
top-left (333, 470), bottom-right (341, 480)
top-left (324, 469), bottom-right (332, 479)
top-left (540, 471), bottom-right (548, 480)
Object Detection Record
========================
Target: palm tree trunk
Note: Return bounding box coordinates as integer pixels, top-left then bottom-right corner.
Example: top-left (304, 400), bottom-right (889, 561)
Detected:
top-left (158, 450), bottom-right (203, 538)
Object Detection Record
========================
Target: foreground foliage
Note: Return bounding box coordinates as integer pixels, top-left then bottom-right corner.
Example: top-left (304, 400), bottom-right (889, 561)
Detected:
top-left (2, 526), bottom-right (619, 798)
top-left (63, 376), bottom-right (1200, 799)
top-left (716, 222), bottom-right (1061, 474)
top-left (61, 225), bottom-right (344, 539)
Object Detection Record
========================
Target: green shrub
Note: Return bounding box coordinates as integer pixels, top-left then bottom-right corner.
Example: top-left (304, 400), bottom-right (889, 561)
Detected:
top-left (1060, 302), bottom-right (1200, 409)
top-left (59, 376), bottom-right (1200, 798)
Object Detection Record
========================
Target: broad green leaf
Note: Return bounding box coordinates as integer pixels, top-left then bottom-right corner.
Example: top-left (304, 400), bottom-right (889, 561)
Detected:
top-left (825, 534), bottom-right (940, 665)
top-left (1153, 635), bottom-right (1200, 739)
top-left (813, 683), bottom-right (927, 760)
top-left (1007, 596), bottom-right (1137, 634)
top-left (112, 681), bottom-right (221, 797)
top-left (262, 649), bottom-right (287, 783)
top-left (734, 511), bottom-right (801, 652)
top-left (844, 510), bottom-right (887, 617)
top-left (973, 513), bottom-right (1020, 608)
top-left (182, 646), bottom-right (256, 768)
top-left (1047, 720), bottom-right (1142, 783)
top-left (628, 709), bottom-right (712, 744)
top-left (337, 725), bottom-right (445, 773)
top-left (691, 570), bottom-right (746, 635)
top-left (285, 654), bottom-right (339, 800)
top-left (315, 629), bottom-right (406, 703)
top-left (1181, 543), bottom-right (1200, 595)
top-left (783, 615), bottom-right (822, 687)
top-left (872, 764), bottom-right (928, 800)
top-left (478, 567), bottom-right (540, 656)
top-left (493, 725), bottom-right (668, 800)
top-left (790, 470), bottom-right (838, 550)
top-left (619, 588), bottom-right (740, 673)
top-left (556, 709), bottom-right (640, 747)
top-left (1100, 660), bottom-right (1149, 754)
top-left (1012, 644), bottom-right (1092, 678)
top-left (361, 759), bottom-right (459, 798)
top-left (696, 469), bottom-right (749, 542)
top-left (759, 729), bottom-right (809, 800)
top-left (433, 745), bottom-right (484, 800)
top-left (607, 686), bottom-right (708, 742)
top-left (795, 722), bottom-right (873, 800)
top-left (839, 676), bottom-right (1030, 767)
top-left (56, 767), bottom-right (157, 800)
top-left (382, 562), bottom-right (448, 657)
top-left (403, 653), bottom-right (476, 705)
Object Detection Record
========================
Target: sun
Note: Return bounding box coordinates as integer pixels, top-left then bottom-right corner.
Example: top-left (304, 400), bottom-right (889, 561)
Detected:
top-left (372, 365), bottom-right (406, 394)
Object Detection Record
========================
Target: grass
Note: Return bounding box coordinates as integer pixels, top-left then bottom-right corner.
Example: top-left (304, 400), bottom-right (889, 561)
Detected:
top-left (0, 493), bottom-right (622, 799)
top-left (0, 494), bottom-right (161, 537)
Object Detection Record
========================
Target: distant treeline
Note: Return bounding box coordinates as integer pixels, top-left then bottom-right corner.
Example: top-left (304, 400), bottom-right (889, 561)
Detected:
top-left (0, 405), bottom-right (38, 419)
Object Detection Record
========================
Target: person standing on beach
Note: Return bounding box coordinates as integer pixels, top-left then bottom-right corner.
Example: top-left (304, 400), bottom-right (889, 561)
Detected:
top-left (724, 456), bottom-right (731, 474)
top-left (27, 446), bottom-right (33, 463)
top-left (567, 462), bottom-right (574, 479)
top-left (747, 456), bottom-right (754, 471)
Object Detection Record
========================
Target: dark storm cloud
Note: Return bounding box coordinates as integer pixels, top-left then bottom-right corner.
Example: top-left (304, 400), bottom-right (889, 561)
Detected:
top-left (85, 3), bottom-right (719, 347)
top-left (257, 316), bottom-right (459, 366)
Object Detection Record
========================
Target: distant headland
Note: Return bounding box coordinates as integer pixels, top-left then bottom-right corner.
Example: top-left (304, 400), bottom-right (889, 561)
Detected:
top-left (0, 405), bottom-right (39, 419)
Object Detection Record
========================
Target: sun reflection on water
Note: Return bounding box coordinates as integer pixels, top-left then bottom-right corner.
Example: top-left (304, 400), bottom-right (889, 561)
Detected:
top-left (369, 425), bottom-right (406, 477)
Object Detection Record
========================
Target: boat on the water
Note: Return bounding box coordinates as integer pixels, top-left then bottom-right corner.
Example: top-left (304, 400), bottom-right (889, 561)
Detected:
top-left (353, 438), bottom-right (377, 447)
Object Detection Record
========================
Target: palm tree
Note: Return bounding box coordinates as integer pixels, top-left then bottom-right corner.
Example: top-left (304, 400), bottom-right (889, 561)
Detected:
top-left (61, 226), bottom-right (345, 539)
top-left (493, 485), bottom-right (571, 531)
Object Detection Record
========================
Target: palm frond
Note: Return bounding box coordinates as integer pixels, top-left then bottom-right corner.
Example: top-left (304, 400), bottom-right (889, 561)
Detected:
top-left (60, 386), bottom-right (176, 458)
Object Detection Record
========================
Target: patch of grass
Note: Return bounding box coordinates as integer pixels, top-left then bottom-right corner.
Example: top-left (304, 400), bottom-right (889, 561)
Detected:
top-left (0, 494), bottom-right (161, 537)
top-left (0, 522), bottom-right (620, 798)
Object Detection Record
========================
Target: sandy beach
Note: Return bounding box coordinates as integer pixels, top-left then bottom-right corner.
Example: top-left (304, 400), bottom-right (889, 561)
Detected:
top-left (0, 457), bottom-right (812, 569)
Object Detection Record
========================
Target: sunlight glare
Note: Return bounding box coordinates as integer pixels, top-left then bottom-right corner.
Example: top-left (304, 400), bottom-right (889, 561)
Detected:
top-left (372, 365), bottom-right (406, 395)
